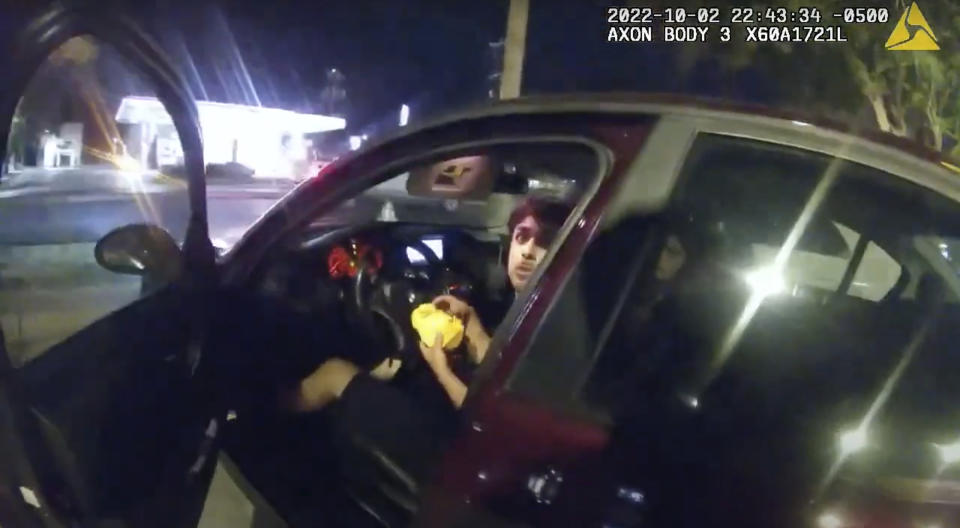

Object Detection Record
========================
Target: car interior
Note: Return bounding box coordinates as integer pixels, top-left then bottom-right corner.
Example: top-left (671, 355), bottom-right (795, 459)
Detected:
top-left (212, 142), bottom-right (600, 526)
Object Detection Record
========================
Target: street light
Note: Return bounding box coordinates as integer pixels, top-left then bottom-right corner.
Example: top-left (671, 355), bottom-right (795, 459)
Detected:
top-left (399, 104), bottom-right (410, 127)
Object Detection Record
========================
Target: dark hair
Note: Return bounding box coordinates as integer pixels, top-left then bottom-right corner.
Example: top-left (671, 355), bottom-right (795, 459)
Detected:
top-left (507, 197), bottom-right (574, 244)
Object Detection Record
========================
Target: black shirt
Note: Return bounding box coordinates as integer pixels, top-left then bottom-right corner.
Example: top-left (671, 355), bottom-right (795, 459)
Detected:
top-left (406, 287), bottom-right (515, 421)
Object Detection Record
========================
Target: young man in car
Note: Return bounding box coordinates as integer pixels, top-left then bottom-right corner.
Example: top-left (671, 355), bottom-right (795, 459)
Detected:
top-left (280, 196), bottom-right (574, 414)
top-left (270, 197), bottom-right (573, 486)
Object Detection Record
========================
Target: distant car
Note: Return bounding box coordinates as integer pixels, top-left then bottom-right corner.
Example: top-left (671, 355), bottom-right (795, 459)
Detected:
top-left (5, 7), bottom-right (960, 528)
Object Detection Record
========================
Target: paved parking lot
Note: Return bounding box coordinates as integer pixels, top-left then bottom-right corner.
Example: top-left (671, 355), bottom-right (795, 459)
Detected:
top-left (0, 166), bottom-right (292, 366)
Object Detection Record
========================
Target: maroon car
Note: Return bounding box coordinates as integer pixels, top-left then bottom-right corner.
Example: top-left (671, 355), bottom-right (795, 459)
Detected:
top-left (4, 6), bottom-right (960, 528)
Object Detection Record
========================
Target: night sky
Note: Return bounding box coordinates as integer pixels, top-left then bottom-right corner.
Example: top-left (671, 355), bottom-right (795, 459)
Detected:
top-left (150, 0), bottom-right (513, 132)
top-left (3, 0), bottom-right (783, 136)
top-left (141, 0), bottom-right (776, 133)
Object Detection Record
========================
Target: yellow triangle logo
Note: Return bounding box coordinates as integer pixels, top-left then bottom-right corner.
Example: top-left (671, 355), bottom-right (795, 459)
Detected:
top-left (885, 2), bottom-right (939, 50)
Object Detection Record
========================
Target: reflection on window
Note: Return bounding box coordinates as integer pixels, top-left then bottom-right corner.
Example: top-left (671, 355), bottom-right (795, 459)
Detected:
top-left (749, 222), bottom-right (901, 302)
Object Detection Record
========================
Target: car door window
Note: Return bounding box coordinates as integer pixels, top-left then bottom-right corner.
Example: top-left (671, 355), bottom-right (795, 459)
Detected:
top-left (0, 36), bottom-right (192, 367)
top-left (507, 133), bottom-right (960, 524)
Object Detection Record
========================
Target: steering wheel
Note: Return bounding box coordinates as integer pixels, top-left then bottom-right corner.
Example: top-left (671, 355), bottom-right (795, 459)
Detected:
top-left (349, 238), bottom-right (444, 372)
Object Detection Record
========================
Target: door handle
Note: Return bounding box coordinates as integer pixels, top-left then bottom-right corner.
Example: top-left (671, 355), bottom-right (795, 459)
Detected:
top-left (526, 468), bottom-right (564, 505)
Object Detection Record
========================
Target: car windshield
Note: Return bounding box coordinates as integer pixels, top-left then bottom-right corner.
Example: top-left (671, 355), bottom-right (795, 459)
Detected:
top-left (305, 172), bottom-right (511, 231)
top-left (298, 142), bottom-right (598, 235)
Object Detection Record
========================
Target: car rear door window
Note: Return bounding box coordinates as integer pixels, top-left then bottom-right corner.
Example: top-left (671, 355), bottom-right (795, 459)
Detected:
top-left (749, 221), bottom-right (902, 302)
top-left (505, 133), bottom-right (960, 524)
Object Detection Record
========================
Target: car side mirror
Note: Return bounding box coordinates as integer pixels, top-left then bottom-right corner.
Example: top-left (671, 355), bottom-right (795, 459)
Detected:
top-left (95, 224), bottom-right (182, 281)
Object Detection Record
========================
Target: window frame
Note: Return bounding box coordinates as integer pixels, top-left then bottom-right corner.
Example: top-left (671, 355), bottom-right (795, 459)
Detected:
top-left (495, 118), bottom-right (700, 423)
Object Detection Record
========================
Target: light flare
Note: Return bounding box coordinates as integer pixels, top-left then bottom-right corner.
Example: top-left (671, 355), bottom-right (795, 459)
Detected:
top-left (693, 154), bottom-right (845, 396)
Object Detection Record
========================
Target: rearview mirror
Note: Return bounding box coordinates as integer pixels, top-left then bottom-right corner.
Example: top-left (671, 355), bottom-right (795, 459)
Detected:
top-left (95, 224), bottom-right (182, 281)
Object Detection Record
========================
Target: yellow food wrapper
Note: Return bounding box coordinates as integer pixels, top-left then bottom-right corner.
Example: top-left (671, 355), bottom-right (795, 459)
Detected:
top-left (411, 303), bottom-right (464, 350)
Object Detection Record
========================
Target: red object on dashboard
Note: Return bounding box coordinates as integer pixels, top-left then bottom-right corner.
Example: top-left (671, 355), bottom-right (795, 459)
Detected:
top-left (327, 246), bottom-right (353, 278)
top-left (327, 241), bottom-right (383, 279)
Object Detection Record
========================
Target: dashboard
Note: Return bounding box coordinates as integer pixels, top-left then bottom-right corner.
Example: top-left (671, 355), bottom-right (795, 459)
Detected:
top-left (256, 223), bottom-right (506, 325)
top-left (324, 236), bottom-right (447, 280)
top-left (326, 240), bottom-right (384, 279)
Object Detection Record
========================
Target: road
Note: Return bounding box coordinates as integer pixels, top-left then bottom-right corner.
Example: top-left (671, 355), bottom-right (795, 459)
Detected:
top-left (0, 166), bottom-right (294, 366)
top-left (0, 166), bottom-right (294, 245)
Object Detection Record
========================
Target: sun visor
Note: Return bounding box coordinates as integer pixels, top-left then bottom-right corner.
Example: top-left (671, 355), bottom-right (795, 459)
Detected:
top-left (407, 155), bottom-right (497, 200)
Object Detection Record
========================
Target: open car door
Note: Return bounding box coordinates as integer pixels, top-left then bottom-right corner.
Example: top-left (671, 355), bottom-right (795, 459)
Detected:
top-left (0, 5), bottom-right (218, 528)
top-left (409, 118), bottom-right (657, 528)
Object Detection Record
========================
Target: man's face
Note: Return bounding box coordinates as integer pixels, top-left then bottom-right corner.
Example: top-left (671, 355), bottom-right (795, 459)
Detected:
top-left (655, 234), bottom-right (686, 281)
top-left (507, 215), bottom-right (550, 290)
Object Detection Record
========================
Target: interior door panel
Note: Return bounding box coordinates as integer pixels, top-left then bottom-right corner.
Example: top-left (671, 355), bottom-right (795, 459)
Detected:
top-left (13, 287), bottom-right (215, 524)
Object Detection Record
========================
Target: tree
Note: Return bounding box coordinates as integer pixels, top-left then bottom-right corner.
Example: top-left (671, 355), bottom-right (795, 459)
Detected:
top-left (632, 0), bottom-right (960, 153)
top-left (838, 0), bottom-right (960, 150)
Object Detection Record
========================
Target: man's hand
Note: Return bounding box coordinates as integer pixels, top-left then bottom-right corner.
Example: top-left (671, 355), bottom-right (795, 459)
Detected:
top-left (432, 294), bottom-right (473, 320)
top-left (420, 333), bottom-right (467, 408)
top-left (419, 334), bottom-right (449, 372)
top-left (432, 295), bottom-right (491, 362)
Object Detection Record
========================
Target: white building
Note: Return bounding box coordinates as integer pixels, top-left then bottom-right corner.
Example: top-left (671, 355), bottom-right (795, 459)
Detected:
top-left (39, 122), bottom-right (83, 168)
top-left (114, 96), bottom-right (346, 179)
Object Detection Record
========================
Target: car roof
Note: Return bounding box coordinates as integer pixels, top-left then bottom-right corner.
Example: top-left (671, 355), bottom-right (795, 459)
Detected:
top-left (372, 93), bottom-right (950, 167)
top-left (482, 93), bottom-right (953, 164)
top-left (352, 93), bottom-right (959, 204)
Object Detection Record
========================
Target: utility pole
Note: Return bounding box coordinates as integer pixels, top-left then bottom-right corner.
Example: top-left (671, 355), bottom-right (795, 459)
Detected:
top-left (499, 0), bottom-right (529, 100)
top-left (487, 40), bottom-right (504, 99)
top-left (319, 68), bottom-right (348, 117)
